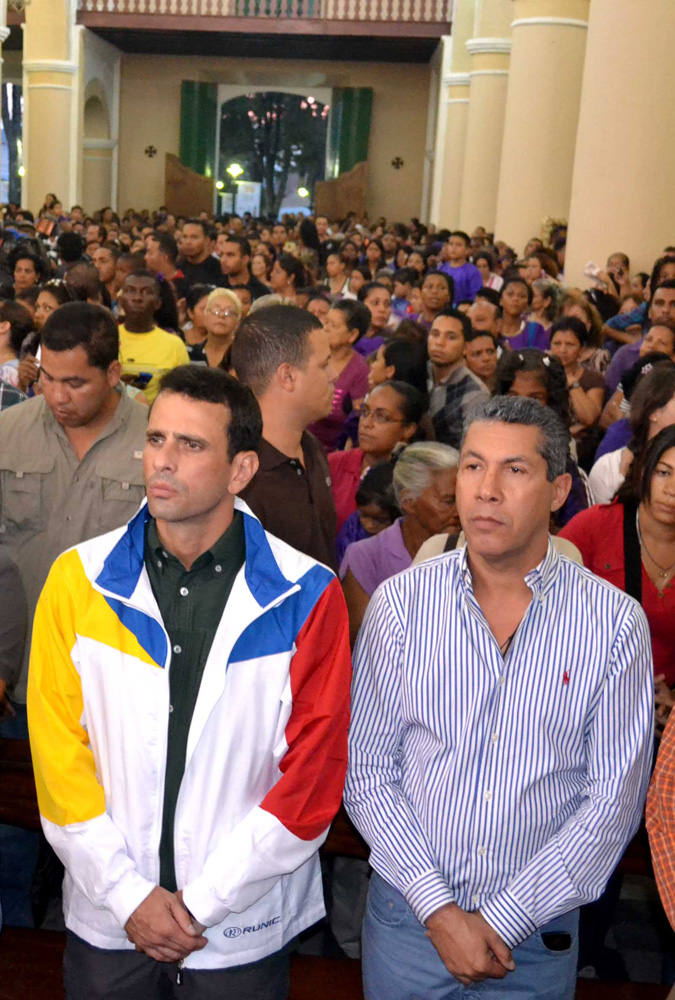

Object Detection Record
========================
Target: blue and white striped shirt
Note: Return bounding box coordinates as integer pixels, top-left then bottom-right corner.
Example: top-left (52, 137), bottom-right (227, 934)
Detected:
top-left (344, 541), bottom-right (654, 949)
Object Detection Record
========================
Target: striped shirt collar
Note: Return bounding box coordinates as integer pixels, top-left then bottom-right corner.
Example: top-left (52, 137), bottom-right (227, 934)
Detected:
top-left (459, 536), bottom-right (560, 604)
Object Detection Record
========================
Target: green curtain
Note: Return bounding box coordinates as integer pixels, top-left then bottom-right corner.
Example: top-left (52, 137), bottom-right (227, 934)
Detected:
top-left (327, 87), bottom-right (373, 179)
top-left (180, 81), bottom-right (218, 177)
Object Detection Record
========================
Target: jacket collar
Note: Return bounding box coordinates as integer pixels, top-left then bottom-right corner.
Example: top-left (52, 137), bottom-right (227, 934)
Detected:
top-left (95, 497), bottom-right (294, 609)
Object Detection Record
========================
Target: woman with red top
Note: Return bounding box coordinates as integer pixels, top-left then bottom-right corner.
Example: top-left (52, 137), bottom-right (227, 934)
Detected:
top-left (560, 425), bottom-right (675, 732)
top-left (328, 381), bottom-right (424, 530)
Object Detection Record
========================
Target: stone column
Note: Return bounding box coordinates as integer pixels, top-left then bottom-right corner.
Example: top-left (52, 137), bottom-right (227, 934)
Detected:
top-left (430, 0), bottom-right (475, 227)
top-left (459, 0), bottom-right (512, 234)
top-left (494, 0), bottom-right (590, 255)
top-left (22, 0), bottom-right (80, 213)
top-left (565, 0), bottom-right (675, 285)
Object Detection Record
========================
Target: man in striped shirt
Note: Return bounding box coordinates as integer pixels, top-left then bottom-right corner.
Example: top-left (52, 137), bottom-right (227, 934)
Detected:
top-left (345, 396), bottom-right (653, 998)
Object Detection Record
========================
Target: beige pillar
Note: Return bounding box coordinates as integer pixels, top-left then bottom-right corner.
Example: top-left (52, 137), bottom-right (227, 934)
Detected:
top-left (459, 0), bottom-right (512, 234)
top-left (23, 0), bottom-right (80, 214)
top-left (0, 1), bottom-right (8, 186)
top-left (566, 0), bottom-right (675, 286)
top-left (430, 0), bottom-right (475, 227)
top-left (494, 0), bottom-right (589, 255)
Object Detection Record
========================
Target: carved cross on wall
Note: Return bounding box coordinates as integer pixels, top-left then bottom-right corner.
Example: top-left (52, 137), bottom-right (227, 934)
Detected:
top-left (145, 145), bottom-right (158, 158)
top-left (391, 157), bottom-right (404, 170)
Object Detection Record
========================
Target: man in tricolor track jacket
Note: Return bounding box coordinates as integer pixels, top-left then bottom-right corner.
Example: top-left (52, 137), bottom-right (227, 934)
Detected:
top-left (27, 367), bottom-right (352, 999)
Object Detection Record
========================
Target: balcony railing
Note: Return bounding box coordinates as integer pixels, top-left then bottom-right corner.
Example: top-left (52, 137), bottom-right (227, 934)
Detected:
top-left (77, 0), bottom-right (452, 23)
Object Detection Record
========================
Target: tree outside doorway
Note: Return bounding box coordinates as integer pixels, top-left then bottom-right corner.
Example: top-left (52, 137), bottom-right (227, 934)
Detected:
top-left (219, 92), bottom-right (329, 218)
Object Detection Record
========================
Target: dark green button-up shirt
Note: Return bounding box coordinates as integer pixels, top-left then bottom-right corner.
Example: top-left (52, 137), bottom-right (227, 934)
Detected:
top-left (144, 511), bottom-right (246, 891)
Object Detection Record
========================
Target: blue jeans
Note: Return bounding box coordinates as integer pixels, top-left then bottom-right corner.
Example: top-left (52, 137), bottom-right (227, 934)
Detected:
top-left (362, 874), bottom-right (578, 1000)
top-left (0, 702), bottom-right (39, 928)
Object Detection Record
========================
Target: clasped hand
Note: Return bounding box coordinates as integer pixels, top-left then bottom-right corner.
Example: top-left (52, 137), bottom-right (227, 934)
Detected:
top-left (425, 903), bottom-right (515, 986)
top-left (125, 886), bottom-right (207, 963)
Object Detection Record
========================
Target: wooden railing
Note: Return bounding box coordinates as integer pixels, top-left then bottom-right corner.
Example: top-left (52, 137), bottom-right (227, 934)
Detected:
top-left (77, 0), bottom-right (452, 23)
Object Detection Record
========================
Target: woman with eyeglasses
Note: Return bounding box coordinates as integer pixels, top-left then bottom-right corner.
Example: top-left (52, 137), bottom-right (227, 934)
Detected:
top-left (190, 287), bottom-right (242, 370)
top-left (328, 381), bottom-right (425, 531)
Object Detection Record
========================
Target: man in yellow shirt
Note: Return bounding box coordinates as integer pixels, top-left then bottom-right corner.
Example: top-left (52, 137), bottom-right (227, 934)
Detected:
top-left (118, 271), bottom-right (189, 402)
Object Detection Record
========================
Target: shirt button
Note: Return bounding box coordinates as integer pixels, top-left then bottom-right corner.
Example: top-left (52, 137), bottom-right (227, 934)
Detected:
top-left (162, 551), bottom-right (168, 558)
top-left (498, 676), bottom-right (505, 687)
top-left (478, 847), bottom-right (486, 857)
top-left (472, 894), bottom-right (480, 906)
top-left (214, 565), bottom-right (222, 573)
top-left (296, 468), bottom-right (302, 476)
top-left (485, 791), bottom-right (492, 801)
top-left (169, 704), bottom-right (174, 714)
top-left (173, 644), bottom-right (182, 654)
top-left (179, 586), bottom-right (189, 596)
top-left (492, 733), bottom-right (498, 745)
top-left (157, 560), bottom-right (163, 569)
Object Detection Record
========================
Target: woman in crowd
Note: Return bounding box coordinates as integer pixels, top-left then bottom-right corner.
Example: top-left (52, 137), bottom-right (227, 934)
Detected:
top-left (182, 283), bottom-right (216, 353)
top-left (340, 442), bottom-right (460, 644)
top-left (269, 252), bottom-right (306, 302)
top-left (561, 426), bottom-right (675, 733)
top-left (9, 246), bottom-right (49, 294)
top-left (529, 278), bottom-right (562, 336)
top-left (474, 249), bottom-right (503, 292)
top-left (324, 252), bottom-right (353, 299)
top-left (0, 301), bottom-right (35, 387)
top-left (590, 363), bottom-right (675, 504)
top-left (192, 287), bottom-right (241, 369)
top-left (355, 281), bottom-right (391, 358)
top-left (495, 348), bottom-right (591, 526)
top-left (602, 325), bottom-right (675, 429)
top-left (549, 316), bottom-right (605, 468)
top-left (368, 338), bottom-right (429, 396)
top-left (559, 289), bottom-right (610, 373)
top-left (17, 279), bottom-right (75, 393)
top-left (305, 291), bottom-right (331, 324)
top-left (347, 265), bottom-right (370, 299)
top-left (407, 251), bottom-right (427, 280)
top-left (308, 300), bottom-right (370, 452)
top-left (499, 276), bottom-right (549, 350)
top-left (364, 238), bottom-right (385, 280)
top-left (413, 270), bottom-right (453, 332)
top-left (328, 381), bottom-right (424, 530)
top-left (251, 251), bottom-right (271, 284)
top-left (335, 462), bottom-right (400, 566)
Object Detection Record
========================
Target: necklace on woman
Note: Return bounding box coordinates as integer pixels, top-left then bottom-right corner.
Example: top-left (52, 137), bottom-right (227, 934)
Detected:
top-left (636, 509), bottom-right (675, 582)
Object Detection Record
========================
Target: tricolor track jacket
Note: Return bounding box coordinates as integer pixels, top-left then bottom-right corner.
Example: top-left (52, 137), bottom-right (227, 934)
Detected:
top-left (27, 499), bottom-right (351, 969)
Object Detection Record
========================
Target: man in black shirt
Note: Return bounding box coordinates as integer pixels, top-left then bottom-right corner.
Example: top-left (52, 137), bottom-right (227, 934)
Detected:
top-left (218, 235), bottom-right (270, 301)
top-left (176, 219), bottom-right (222, 290)
top-left (232, 305), bottom-right (338, 570)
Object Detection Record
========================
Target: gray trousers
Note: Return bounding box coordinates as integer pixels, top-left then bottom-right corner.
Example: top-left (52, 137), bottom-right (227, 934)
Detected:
top-left (64, 931), bottom-right (290, 1000)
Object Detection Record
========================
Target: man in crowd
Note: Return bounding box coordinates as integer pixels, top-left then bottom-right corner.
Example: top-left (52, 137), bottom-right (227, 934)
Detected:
top-left (218, 235), bottom-right (270, 301)
top-left (93, 244), bottom-right (121, 303)
top-left (346, 395), bottom-right (653, 999)
top-left (438, 231), bottom-right (483, 306)
top-left (271, 223), bottom-right (288, 252)
top-left (427, 307), bottom-right (489, 449)
top-left (468, 291), bottom-right (503, 341)
top-left (606, 278), bottom-right (675, 393)
top-left (28, 365), bottom-right (351, 1000)
top-left (0, 301), bottom-right (148, 712)
top-left (176, 219), bottom-right (222, 290)
top-left (118, 270), bottom-right (189, 402)
top-left (145, 231), bottom-right (188, 301)
top-left (232, 305), bottom-right (338, 570)
top-left (464, 328), bottom-right (498, 390)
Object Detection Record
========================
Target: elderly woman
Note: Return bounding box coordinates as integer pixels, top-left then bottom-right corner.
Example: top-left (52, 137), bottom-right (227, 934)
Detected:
top-left (340, 441), bottom-right (460, 644)
top-left (191, 287), bottom-right (241, 369)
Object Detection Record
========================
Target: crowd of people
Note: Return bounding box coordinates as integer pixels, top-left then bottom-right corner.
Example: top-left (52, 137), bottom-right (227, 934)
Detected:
top-left (1, 192), bottom-right (675, 999)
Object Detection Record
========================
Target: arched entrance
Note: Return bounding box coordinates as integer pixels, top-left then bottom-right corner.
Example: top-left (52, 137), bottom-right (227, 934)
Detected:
top-left (82, 82), bottom-right (113, 214)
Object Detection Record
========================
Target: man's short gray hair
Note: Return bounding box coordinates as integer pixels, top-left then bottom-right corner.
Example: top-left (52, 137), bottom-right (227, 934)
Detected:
top-left (461, 395), bottom-right (569, 481)
top-left (393, 442), bottom-right (460, 505)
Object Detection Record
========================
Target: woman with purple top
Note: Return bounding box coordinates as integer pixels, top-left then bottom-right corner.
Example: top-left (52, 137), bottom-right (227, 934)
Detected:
top-left (307, 299), bottom-right (370, 452)
top-left (499, 276), bottom-right (549, 351)
top-left (355, 281), bottom-right (392, 358)
top-left (340, 441), bottom-right (460, 644)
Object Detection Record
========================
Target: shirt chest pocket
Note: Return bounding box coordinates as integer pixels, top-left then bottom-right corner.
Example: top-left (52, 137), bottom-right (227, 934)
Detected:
top-left (95, 455), bottom-right (146, 534)
top-left (0, 454), bottom-right (55, 536)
